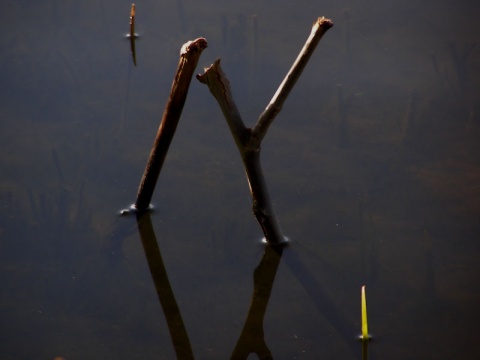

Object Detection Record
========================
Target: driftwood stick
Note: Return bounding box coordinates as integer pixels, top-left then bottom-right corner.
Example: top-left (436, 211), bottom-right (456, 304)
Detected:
top-left (251, 17), bottom-right (333, 145)
top-left (198, 17), bottom-right (333, 244)
top-left (135, 38), bottom-right (207, 210)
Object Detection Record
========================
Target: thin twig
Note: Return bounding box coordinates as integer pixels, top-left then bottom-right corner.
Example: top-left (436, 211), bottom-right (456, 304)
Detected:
top-left (128, 3), bottom-right (138, 66)
top-left (135, 38), bottom-right (208, 210)
top-left (129, 4), bottom-right (136, 38)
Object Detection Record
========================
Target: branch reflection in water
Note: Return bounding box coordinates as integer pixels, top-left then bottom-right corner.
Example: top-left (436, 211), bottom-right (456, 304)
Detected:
top-left (134, 210), bottom-right (194, 359)
top-left (114, 210), bottom-right (360, 358)
top-left (231, 244), bottom-right (282, 359)
top-left (233, 243), bottom-right (359, 359)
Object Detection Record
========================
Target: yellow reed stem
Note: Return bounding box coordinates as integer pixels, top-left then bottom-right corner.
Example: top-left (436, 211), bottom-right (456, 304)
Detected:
top-left (361, 285), bottom-right (371, 340)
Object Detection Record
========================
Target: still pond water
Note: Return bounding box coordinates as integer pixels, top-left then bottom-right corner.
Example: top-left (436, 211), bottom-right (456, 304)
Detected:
top-left (1, 0), bottom-right (479, 359)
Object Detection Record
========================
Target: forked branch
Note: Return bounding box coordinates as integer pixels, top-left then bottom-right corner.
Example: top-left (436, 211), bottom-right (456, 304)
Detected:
top-left (198, 17), bottom-right (333, 244)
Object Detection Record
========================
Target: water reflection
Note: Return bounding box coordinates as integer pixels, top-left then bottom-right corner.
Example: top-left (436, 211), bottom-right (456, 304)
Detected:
top-left (231, 245), bottom-right (281, 359)
top-left (133, 210), bottom-right (282, 358)
top-left (127, 208), bottom-right (360, 359)
top-left (135, 211), bottom-right (194, 359)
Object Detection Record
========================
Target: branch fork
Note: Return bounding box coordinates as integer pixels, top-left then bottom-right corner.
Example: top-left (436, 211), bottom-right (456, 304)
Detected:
top-left (198, 17), bottom-right (333, 244)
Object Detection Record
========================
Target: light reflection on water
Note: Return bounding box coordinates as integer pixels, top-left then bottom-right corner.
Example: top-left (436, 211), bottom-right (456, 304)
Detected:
top-left (1, 0), bottom-right (479, 359)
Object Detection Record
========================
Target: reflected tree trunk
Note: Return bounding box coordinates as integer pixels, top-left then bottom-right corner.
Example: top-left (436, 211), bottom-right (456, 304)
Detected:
top-left (128, 3), bottom-right (138, 66)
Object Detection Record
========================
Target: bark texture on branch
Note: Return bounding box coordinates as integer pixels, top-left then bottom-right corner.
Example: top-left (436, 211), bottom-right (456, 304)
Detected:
top-left (198, 61), bottom-right (285, 244)
top-left (135, 38), bottom-right (207, 210)
top-left (198, 17), bottom-right (333, 244)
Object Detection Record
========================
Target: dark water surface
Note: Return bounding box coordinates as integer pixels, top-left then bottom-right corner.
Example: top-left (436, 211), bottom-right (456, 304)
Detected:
top-left (1, 0), bottom-right (479, 359)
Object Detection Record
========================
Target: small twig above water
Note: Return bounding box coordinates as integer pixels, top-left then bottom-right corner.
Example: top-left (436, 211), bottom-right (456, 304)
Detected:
top-left (129, 4), bottom-right (136, 38)
top-left (128, 3), bottom-right (138, 66)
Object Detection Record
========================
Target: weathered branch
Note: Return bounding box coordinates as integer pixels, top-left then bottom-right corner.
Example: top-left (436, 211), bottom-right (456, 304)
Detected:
top-left (197, 60), bottom-right (249, 150)
top-left (198, 62), bottom-right (286, 244)
top-left (128, 3), bottom-right (138, 66)
top-left (197, 18), bottom-right (333, 244)
top-left (135, 38), bottom-right (207, 210)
